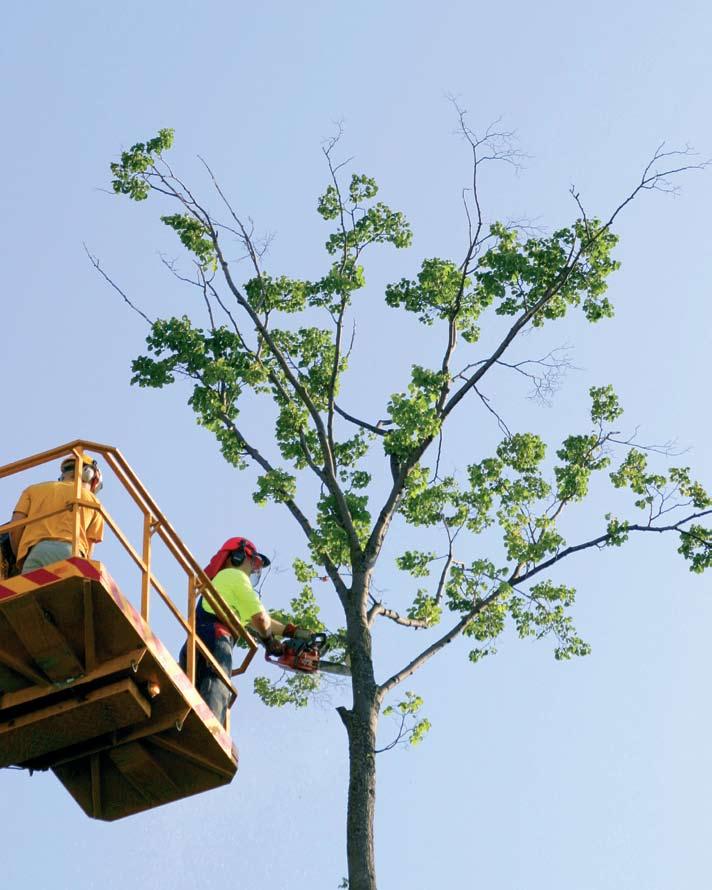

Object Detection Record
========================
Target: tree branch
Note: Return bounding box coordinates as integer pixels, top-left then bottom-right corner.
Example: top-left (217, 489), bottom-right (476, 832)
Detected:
top-left (368, 603), bottom-right (428, 629)
top-left (84, 245), bottom-right (153, 325)
top-left (333, 403), bottom-right (390, 436)
top-left (211, 236), bottom-right (363, 560)
top-left (513, 509), bottom-right (712, 587)
top-left (377, 604), bottom-right (485, 701)
top-left (216, 409), bottom-right (349, 602)
top-left (378, 507), bottom-right (712, 699)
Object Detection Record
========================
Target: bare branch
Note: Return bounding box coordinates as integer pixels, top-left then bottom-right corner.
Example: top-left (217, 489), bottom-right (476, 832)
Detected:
top-left (333, 403), bottom-right (390, 436)
top-left (607, 427), bottom-right (687, 458)
top-left (197, 155), bottom-right (266, 279)
top-left (84, 245), bottom-right (153, 325)
top-left (602, 143), bottom-right (711, 233)
top-left (368, 604), bottom-right (429, 629)
top-left (473, 386), bottom-right (513, 438)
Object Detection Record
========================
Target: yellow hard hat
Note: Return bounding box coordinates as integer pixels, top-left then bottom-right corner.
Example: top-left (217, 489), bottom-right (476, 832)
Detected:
top-left (60, 454), bottom-right (104, 493)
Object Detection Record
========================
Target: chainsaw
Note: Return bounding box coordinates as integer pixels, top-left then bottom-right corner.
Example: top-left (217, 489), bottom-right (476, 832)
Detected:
top-left (265, 632), bottom-right (351, 676)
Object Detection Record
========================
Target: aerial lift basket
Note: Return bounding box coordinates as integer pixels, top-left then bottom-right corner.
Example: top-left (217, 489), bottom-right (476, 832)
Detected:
top-left (0, 441), bottom-right (258, 821)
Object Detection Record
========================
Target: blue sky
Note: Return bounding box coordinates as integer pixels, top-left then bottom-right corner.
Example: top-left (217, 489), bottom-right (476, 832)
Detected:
top-left (1, 2), bottom-right (710, 888)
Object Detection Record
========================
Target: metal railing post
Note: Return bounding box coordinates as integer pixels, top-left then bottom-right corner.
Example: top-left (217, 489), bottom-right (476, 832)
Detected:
top-left (141, 513), bottom-right (153, 622)
top-left (187, 575), bottom-right (197, 684)
top-left (71, 446), bottom-right (84, 557)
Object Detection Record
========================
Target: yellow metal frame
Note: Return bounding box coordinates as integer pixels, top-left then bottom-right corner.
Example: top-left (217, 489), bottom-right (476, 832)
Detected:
top-left (0, 440), bottom-right (258, 715)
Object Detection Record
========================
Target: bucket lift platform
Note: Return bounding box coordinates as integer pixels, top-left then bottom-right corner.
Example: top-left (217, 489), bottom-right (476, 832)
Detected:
top-left (0, 441), bottom-right (258, 821)
top-left (0, 557), bottom-right (237, 820)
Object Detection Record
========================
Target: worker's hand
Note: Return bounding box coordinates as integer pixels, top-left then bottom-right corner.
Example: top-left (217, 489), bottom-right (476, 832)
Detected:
top-left (264, 636), bottom-right (284, 657)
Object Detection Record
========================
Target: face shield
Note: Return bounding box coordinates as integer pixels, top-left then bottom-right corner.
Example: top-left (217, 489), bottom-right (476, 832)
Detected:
top-left (249, 554), bottom-right (265, 587)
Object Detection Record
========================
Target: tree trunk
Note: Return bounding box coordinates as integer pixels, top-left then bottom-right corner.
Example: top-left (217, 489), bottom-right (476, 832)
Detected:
top-left (342, 576), bottom-right (380, 890)
top-left (345, 695), bottom-right (379, 890)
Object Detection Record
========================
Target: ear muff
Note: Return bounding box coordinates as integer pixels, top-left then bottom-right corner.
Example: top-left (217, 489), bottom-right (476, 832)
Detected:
top-left (88, 463), bottom-right (103, 493)
top-left (60, 457), bottom-right (103, 493)
top-left (230, 542), bottom-right (247, 566)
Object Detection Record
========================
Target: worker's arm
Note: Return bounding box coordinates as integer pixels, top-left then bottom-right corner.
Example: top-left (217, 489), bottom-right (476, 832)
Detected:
top-left (249, 609), bottom-right (310, 641)
top-left (248, 608), bottom-right (282, 655)
top-left (9, 511), bottom-right (27, 556)
top-left (248, 607), bottom-right (276, 640)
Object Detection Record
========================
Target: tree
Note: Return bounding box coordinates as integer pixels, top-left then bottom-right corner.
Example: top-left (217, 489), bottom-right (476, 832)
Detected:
top-left (95, 117), bottom-right (711, 890)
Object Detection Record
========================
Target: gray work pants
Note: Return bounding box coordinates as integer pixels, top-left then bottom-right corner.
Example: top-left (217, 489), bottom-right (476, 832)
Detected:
top-left (22, 540), bottom-right (73, 573)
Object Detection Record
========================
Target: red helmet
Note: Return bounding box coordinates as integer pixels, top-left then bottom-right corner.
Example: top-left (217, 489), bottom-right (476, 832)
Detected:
top-left (204, 537), bottom-right (271, 579)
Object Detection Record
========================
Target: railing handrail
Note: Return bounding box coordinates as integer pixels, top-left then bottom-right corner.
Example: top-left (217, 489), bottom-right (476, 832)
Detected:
top-left (0, 440), bottom-right (259, 716)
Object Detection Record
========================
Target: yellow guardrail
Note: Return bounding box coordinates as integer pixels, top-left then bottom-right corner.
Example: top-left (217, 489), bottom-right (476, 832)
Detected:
top-left (0, 440), bottom-right (258, 720)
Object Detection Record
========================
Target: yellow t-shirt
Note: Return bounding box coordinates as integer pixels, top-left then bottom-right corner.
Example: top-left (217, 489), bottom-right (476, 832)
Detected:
top-left (202, 567), bottom-right (262, 626)
top-left (14, 481), bottom-right (104, 563)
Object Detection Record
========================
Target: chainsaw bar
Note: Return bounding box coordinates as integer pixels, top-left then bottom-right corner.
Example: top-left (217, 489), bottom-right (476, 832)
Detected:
top-left (314, 660), bottom-right (351, 677)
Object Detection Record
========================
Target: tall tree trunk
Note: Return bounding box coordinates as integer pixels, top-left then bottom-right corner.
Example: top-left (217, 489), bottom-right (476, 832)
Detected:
top-left (345, 694), bottom-right (379, 890)
top-left (341, 577), bottom-right (380, 890)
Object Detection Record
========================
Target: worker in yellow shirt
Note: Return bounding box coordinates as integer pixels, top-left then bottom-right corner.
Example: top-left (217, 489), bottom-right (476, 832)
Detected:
top-left (182, 536), bottom-right (311, 722)
top-left (10, 455), bottom-right (105, 573)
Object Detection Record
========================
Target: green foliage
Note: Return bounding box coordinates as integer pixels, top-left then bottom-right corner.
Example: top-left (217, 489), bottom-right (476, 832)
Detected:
top-left (386, 260), bottom-right (486, 342)
top-left (464, 598), bottom-right (509, 661)
top-left (311, 259), bottom-right (366, 308)
top-left (269, 560), bottom-right (327, 632)
top-left (254, 673), bottom-right (320, 708)
top-left (605, 514), bottom-right (630, 546)
top-left (477, 221), bottom-right (619, 325)
top-left (398, 468), bottom-right (462, 527)
top-left (590, 384), bottom-right (624, 423)
top-left (245, 275), bottom-right (309, 314)
top-left (610, 449), bottom-right (667, 509)
top-left (553, 386), bottom-right (625, 502)
top-left (396, 550), bottom-right (437, 577)
top-left (271, 326), bottom-right (340, 409)
top-left (253, 468), bottom-right (297, 505)
top-left (312, 493), bottom-right (371, 566)
top-left (384, 367), bottom-right (446, 461)
top-left (678, 525), bottom-right (712, 573)
top-left (382, 692), bottom-right (431, 747)
top-left (607, 455), bottom-right (711, 572)
top-left (555, 434), bottom-right (609, 501)
top-left (317, 173), bottom-right (412, 255)
top-left (509, 581), bottom-right (590, 660)
top-left (669, 467), bottom-right (712, 510)
top-left (406, 589), bottom-right (443, 627)
top-left (161, 213), bottom-right (216, 270)
top-left (497, 432), bottom-right (547, 473)
top-left (445, 560), bottom-right (500, 613)
top-left (110, 128), bottom-right (174, 200)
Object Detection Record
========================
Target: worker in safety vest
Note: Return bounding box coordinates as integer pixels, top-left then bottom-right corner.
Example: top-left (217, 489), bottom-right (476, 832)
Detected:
top-left (10, 455), bottom-right (105, 573)
top-left (182, 536), bottom-right (312, 723)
